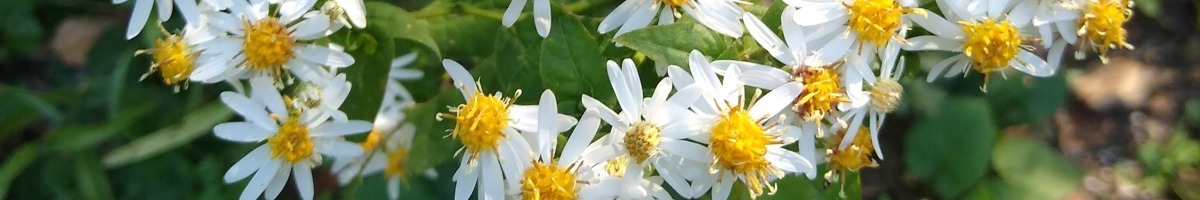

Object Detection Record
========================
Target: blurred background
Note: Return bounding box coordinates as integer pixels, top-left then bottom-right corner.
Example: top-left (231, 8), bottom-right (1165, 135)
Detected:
top-left (1, 0), bottom-right (1198, 199)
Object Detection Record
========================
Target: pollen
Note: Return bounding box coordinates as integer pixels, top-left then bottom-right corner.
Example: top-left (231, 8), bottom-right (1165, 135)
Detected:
top-left (659, 0), bottom-right (692, 8)
top-left (605, 156), bottom-right (629, 177)
top-left (709, 106), bottom-right (783, 198)
top-left (359, 130), bottom-right (383, 153)
top-left (384, 147), bottom-right (410, 180)
top-left (446, 90), bottom-right (512, 160)
top-left (794, 66), bottom-right (850, 122)
top-left (268, 117), bottom-right (314, 164)
top-left (869, 78), bottom-right (903, 113)
top-left (960, 18), bottom-right (1022, 85)
top-left (624, 121), bottom-right (662, 164)
top-left (828, 127), bottom-right (877, 174)
top-left (1077, 0), bottom-right (1134, 64)
top-left (520, 161), bottom-right (579, 200)
top-left (845, 0), bottom-right (905, 48)
top-left (242, 17), bottom-right (294, 76)
top-left (148, 34), bottom-right (195, 86)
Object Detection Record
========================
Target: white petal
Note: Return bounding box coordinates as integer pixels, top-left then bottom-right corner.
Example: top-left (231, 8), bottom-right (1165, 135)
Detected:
top-left (837, 109), bottom-right (866, 150)
top-left (335, 0), bottom-right (367, 27)
top-left (987, 0), bottom-right (1011, 19)
top-left (479, 154), bottom-right (504, 200)
top-left (296, 45), bottom-right (354, 67)
top-left (312, 121), bottom-right (372, 137)
top-left (598, 0), bottom-right (639, 33)
top-left (502, 0), bottom-right (528, 27)
top-left (294, 164), bottom-right (315, 200)
top-left (666, 65), bottom-right (695, 90)
top-left (816, 33), bottom-right (854, 64)
top-left (249, 77), bottom-right (286, 116)
top-left (224, 145), bottom-right (270, 183)
top-left (766, 148), bottom-right (808, 173)
top-left (927, 55), bottom-right (962, 82)
top-left (221, 92), bottom-right (275, 130)
top-left (290, 17), bottom-right (332, 40)
top-left (614, 0), bottom-right (659, 37)
top-left (580, 95), bottom-right (626, 130)
top-left (711, 173), bottom-right (735, 200)
top-left (262, 162), bottom-right (290, 200)
top-left (156, 0), bottom-right (173, 21)
top-left (560, 110), bottom-right (600, 166)
top-left (1008, 0), bottom-right (1035, 28)
top-left (174, 0), bottom-right (201, 27)
top-left (443, 59), bottom-right (477, 99)
top-left (238, 159), bottom-right (279, 200)
top-left (904, 35), bottom-right (963, 51)
top-left (743, 13), bottom-right (796, 65)
top-left (607, 61), bottom-right (641, 119)
top-left (1014, 50), bottom-right (1053, 77)
top-left (214, 122), bottom-right (274, 142)
top-left (452, 159), bottom-right (478, 200)
top-left (749, 82), bottom-right (803, 120)
top-left (791, 2), bottom-right (845, 26)
top-left (533, 0), bottom-right (551, 37)
top-left (907, 11), bottom-right (963, 38)
top-left (945, 57), bottom-right (970, 78)
top-left (1055, 21), bottom-right (1078, 44)
top-left (537, 89), bottom-right (558, 159)
top-left (125, 0), bottom-right (154, 39)
top-left (1047, 40), bottom-right (1067, 73)
top-left (661, 139), bottom-right (712, 163)
top-left (316, 139), bottom-right (365, 157)
top-left (278, 0), bottom-right (313, 23)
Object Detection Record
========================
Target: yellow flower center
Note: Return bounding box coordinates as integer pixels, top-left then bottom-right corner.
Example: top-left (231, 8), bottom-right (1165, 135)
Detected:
top-left (520, 161), bottom-right (578, 200)
top-left (268, 117), bottom-right (314, 164)
top-left (709, 106), bottom-right (781, 197)
top-left (359, 130), bottom-right (383, 153)
top-left (449, 91), bottom-right (512, 159)
top-left (829, 126), bottom-right (877, 174)
top-left (242, 17), bottom-right (294, 76)
top-left (624, 121), bottom-right (661, 164)
top-left (794, 66), bottom-right (849, 122)
top-left (960, 18), bottom-right (1021, 83)
top-left (845, 0), bottom-right (905, 48)
top-left (659, 0), bottom-right (691, 8)
top-left (869, 78), bottom-right (903, 113)
top-left (149, 34), bottom-right (195, 86)
top-left (384, 147), bottom-right (410, 179)
top-left (604, 155), bottom-right (629, 177)
top-left (1078, 0), bottom-right (1133, 63)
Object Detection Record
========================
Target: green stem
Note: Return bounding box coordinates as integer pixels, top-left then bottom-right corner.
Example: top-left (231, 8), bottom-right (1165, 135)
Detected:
top-left (460, 4), bottom-right (506, 21)
top-left (411, 6), bottom-right (453, 18)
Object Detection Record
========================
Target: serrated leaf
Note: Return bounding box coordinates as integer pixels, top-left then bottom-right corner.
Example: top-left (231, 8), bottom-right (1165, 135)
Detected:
top-left (904, 97), bottom-right (996, 198)
top-left (538, 6), bottom-right (616, 114)
top-left (992, 137), bottom-right (1082, 199)
top-left (101, 102), bottom-right (233, 168)
top-left (341, 25), bottom-right (397, 121)
top-left (614, 22), bottom-right (740, 68)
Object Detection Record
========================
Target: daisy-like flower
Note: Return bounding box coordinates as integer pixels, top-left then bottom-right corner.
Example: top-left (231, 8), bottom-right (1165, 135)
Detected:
top-left (674, 50), bottom-right (814, 199)
top-left (509, 90), bottom-right (592, 199)
top-left (832, 37), bottom-right (905, 160)
top-left (905, 0), bottom-right (1054, 90)
top-left (438, 59), bottom-right (576, 200)
top-left (576, 59), bottom-right (709, 198)
top-left (329, 53), bottom-right (423, 200)
top-left (137, 20), bottom-right (221, 92)
top-left (321, 0), bottom-right (367, 29)
top-left (1030, 0), bottom-right (1078, 71)
top-left (786, 0), bottom-right (925, 63)
top-left (192, 0), bottom-right (354, 84)
top-left (598, 0), bottom-right (745, 39)
top-left (579, 153), bottom-right (677, 200)
top-left (1074, 0), bottom-right (1134, 63)
top-left (824, 126), bottom-right (877, 183)
top-left (502, 0), bottom-right (551, 37)
top-left (115, 0), bottom-right (201, 39)
top-left (215, 77), bottom-right (372, 200)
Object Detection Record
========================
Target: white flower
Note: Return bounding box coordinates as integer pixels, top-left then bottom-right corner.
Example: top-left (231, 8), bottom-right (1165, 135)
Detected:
top-left (329, 53), bottom-right (423, 200)
top-left (191, 0), bottom-right (354, 84)
top-left (833, 39), bottom-right (905, 160)
top-left (326, 0), bottom-right (367, 29)
top-left (1072, 0), bottom-right (1135, 63)
top-left (1031, 0), bottom-right (1078, 70)
top-left (139, 16), bottom-right (222, 91)
top-left (215, 77), bottom-right (372, 200)
top-left (116, 0), bottom-right (201, 39)
top-left (671, 50), bottom-right (815, 199)
top-left (502, 0), bottom-right (552, 37)
top-left (508, 90), bottom-right (593, 199)
top-left (785, 0), bottom-right (923, 65)
top-left (576, 59), bottom-right (709, 198)
top-left (598, 0), bottom-right (745, 39)
top-left (905, 0), bottom-right (1054, 90)
top-left (439, 59), bottom-right (576, 200)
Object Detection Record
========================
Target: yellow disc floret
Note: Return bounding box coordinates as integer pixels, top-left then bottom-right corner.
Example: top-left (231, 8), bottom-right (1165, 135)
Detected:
top-left (242, 17), bottom-right (294, 76)
top-left (624, 122), bottom-right (662, 164)
top-left (269, 117), bottom-right (314, 164)
top-left (149, 34), bottom-right (195, 86)
top-left (660, 0), bottom-right (692, 8)
top-left (384, 147), bottom-right (410, 180)
top-left (1077, 0), bottom-right (1134, 63)
top-left (845, 0), bottom-right (905, 48)
top-left (794, 66), bottom-right (850, 122)
top-left (605, 155), bottom-right (629, 177)
top-left (520, 161), bottom-right (579, 200)
top-left (960, 18), bottom-right (1022, 84)
top-left (828, 127), bottom-right (878, 174)
top-left (359, 130), bottom-right (383, 153)
top-left (709, 106), bottom-right (782, 198)
top-left (448, 90), bottom-right (512, 160)
top-left (869, 78), bottom-right (903, 113)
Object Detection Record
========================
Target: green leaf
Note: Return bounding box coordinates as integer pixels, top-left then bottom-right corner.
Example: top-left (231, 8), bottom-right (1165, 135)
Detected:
top-left (992, 137), bottom-right (1082, 199)
top-left (340, 25), bottom-right (397, 121)
top-left (404, 93), bottom-right (460, 174)
top-left (538, 6), bottom-right (616, 114)
top-left (46, 103), bottom-right (157, 153)
top-left (75, 155), bottom-right (113, 200)
top-left (614, 22), bottom-right (740, 68)
top-left (424, 14), bottom-right (502, 56)
top-left (904, 97), bottom-right (996, 198)
top-left (0, 144), bottom-right (38, 198)
top-left (364, 2), bottom-right (441, 61)
top-left (756, 176), bottom-right (824, 200)
top-left (101, 102), bottom-right (233, 168)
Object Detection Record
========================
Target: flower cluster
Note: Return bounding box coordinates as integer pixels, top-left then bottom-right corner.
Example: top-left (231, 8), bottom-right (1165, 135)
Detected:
top-left (119, 0), bottom-right (1133, 199)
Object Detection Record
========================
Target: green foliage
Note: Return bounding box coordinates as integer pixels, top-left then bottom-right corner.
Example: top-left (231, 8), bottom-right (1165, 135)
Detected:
top-left (538, 6), bottom-right (615, 114)
top-left (991, 137), bottom-right (1082, 199)
top-left (905, 97), bottom-right (996, 198)
top-left (101, 102), bottom-right (233, 168)
top-left (614, 22), bottom-right (742, 68)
